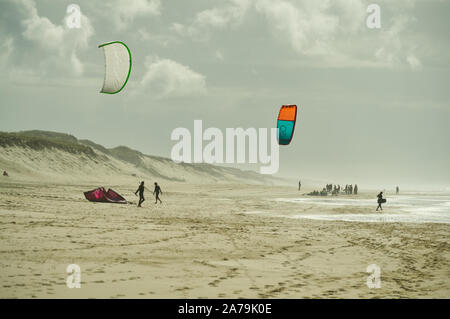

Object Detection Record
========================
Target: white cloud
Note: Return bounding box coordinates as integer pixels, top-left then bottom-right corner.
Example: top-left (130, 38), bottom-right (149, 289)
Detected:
top-left (215, 50), bottom-right (224, 61)
top-left (110, 0), bottom-right (161, 30)
top-left (22, 14), bottom-right (65, 51)
top-left (172, 0), bottom-right (251, 40)
top-left (3, 0), bottom-right (94, 77)
top-left (332, 0), bottom-right (366, 34)
top-left (255, 0), bottom-right (422, 69)
top-left (373, 14), bottom-right (422, 69)
top-left (406, 54), bottom-right (422, 70)
top-left (171, 0), bottom-right (423, 69)
top-left (255, 0), bottom-right (339, 56)
top-left (139, 56), bottom-right (207, 98)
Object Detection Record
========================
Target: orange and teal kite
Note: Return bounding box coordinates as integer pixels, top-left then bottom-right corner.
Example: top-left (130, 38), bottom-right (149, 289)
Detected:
top-left (277, 104), bottom-right (298, 145)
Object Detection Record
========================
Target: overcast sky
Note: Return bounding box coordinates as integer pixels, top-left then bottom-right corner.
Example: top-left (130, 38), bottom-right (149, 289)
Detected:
top-left (0, 0), bottom-right (449, 189)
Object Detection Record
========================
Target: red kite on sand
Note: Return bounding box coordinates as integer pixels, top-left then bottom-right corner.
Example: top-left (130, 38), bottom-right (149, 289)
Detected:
top-left (84, 187), bottom-right (127, 204)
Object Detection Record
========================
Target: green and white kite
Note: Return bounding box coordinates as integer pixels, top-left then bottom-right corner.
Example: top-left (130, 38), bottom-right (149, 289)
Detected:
top-left (98, 41), bottom-right (132, 94)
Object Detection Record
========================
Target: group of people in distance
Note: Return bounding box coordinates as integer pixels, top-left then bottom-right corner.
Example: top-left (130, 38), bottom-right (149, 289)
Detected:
top-left (135, 181), bottom-right (163, 207)
top-left (306, 183), bottom-right (358, 196)
top-left (301, 179), bottom-right (399, 211)
top-left (343, 184), bottom-right (358, 195)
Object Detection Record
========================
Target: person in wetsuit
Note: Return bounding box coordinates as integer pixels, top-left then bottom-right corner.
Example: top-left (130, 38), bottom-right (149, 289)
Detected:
top-left (153, 182), bottom-right (162, 204)
top-left (135, 181), bottom-right (145, 207)
top-left (376, 192), bottom-right (383, 211)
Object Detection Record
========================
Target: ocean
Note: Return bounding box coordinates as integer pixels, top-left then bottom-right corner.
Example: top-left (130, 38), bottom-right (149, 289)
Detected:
top-left (271, 194), bottom-right (450, 224)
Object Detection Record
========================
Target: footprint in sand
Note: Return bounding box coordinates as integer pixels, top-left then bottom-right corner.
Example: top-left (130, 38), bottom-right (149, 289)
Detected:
top-left (208, 279), bottom-right (220, 287)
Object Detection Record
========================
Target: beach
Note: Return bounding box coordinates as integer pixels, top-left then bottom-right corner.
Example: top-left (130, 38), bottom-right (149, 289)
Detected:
top-left (0, 180), bottom-right (448, 298)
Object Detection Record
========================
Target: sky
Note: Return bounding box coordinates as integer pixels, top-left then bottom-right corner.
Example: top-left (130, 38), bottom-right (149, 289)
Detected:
top-left (0, 0), bottom-right (449, 189)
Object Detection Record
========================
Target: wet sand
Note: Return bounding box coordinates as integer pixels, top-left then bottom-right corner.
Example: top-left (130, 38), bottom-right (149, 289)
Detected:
top-left (0, 180), bottom-right (449, 298)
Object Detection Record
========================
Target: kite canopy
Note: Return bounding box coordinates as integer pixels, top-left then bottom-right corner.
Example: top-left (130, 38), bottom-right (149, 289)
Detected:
top-left (99, 41), bottom-right (132, 94)
top-left (84, 187), bottom-right (127, 204)
top-left (277, 104), bottom-right (298, 145)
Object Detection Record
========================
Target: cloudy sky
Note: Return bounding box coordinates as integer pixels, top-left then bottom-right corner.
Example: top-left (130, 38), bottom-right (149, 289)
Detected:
top-left (0, 0), bottom-right (449, 189)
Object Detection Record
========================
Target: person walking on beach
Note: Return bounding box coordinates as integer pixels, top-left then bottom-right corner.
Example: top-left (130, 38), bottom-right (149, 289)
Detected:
top-left (376, 192), bottom-right (384, 211)
top-left (354, 184), bottom-right (358, 195)
top-left (298, 180), bottom-right (301, 191)
top-left (135, 181), bottom-right (145, 207)
top-left (396, 186), bottom-right (399, 194)
top-left (153, 182), bottom-right (163, 204)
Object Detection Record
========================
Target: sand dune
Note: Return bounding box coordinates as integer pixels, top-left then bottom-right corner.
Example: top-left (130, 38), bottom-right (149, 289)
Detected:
top-left (0, 131), bottom-right (279, 185)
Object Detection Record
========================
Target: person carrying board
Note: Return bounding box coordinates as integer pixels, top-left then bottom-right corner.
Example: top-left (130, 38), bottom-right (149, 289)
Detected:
top-left (376, 192), bottom-right (384, 211)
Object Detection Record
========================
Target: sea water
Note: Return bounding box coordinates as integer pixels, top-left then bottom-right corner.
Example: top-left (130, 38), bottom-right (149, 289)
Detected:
top-left (271, 195), bottom-right (450, 224)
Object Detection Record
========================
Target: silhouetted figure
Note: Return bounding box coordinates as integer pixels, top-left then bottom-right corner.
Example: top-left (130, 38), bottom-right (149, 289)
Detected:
top-left (396, 186), bottom-right (399, 194)
top-left (298, 180), bottom-right (301, 191)
top-left (354, 184), bottom-right (358, 195)
top-left (332, 186), bottom-right (338, 195)
top-left (376, 192), bottom-right (384, 211)
top-left (153, 182), bottom-right (163, 204)
top-left (135, 181), bottom-right (145, 207)
top-left (2, 171), bottom-right (8, 177)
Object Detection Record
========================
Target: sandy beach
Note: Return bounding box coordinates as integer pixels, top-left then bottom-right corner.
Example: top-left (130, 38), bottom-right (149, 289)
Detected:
top-left (1, 180), bottom-right (448, 298)
top-left (2, 0), bottom-right (450, 303)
